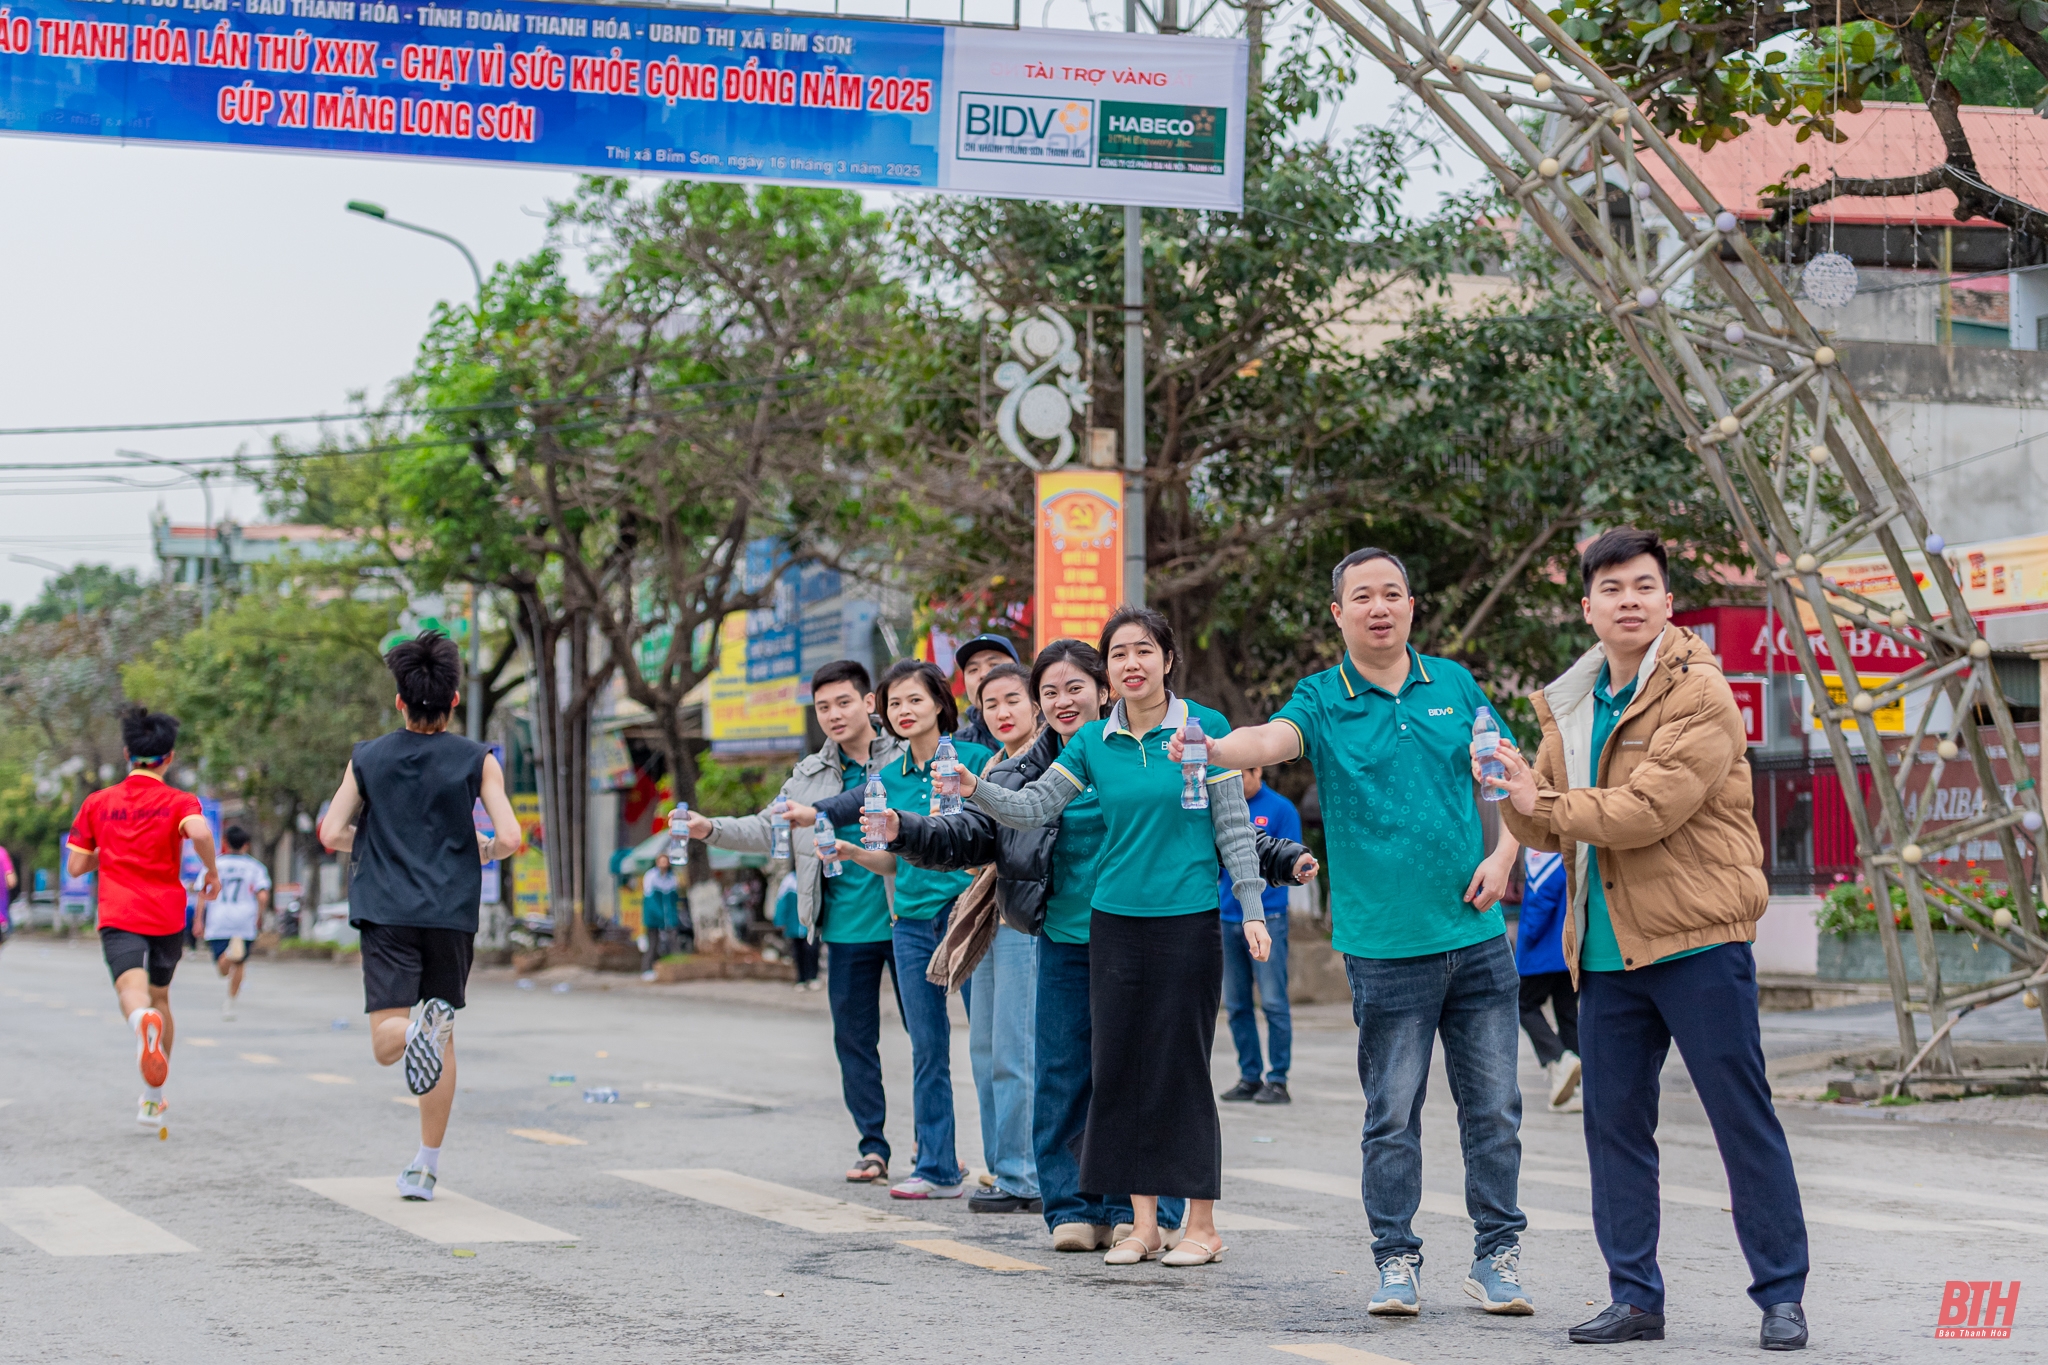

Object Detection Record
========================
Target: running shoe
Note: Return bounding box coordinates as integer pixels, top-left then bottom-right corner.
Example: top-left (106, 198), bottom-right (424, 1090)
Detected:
top-left (136, 1096), bottom-right (168, 1126)
top-left (888, 1176), bottom-right (964, 1200)
top-left (136, 1009), bottom-right (169, 1088)
top-left (1463, 1242), bottom-right (1534, 1314)
top-left (396, 1164), bottom-right (437, 1201)
top-left (222, 991), bottom-right (237, 1021)
top-left (403, 998), bottom-right (455, 1096)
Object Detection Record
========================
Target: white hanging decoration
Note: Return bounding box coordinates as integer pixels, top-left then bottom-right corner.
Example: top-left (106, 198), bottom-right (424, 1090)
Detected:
top-left (991, 305), bottom-right (1089, 471)
top-left (1802, 251), bottom-right (1859, 309)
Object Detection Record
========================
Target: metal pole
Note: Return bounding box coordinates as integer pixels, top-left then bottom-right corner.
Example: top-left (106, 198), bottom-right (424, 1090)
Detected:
top-left (1122, 205), bottom-right (1146, 609)
top-left (200, 471), bottom-right (213, 623)
top-left (467, 583), bottom-right (484, 740)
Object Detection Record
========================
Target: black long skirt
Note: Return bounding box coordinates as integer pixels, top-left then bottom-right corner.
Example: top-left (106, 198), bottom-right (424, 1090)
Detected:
top-left (1078, 907), bottom-right (1223, 1201)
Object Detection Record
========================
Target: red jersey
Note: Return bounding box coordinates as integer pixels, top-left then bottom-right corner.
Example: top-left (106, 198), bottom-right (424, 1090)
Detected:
top-left (68, 772), bottom-right (203, 935)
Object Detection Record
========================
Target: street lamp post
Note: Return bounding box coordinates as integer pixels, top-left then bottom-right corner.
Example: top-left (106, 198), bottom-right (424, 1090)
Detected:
top-left (346, 200), bottom-right (485, 306)
top-left (9, 553), bottom-right (84, 619)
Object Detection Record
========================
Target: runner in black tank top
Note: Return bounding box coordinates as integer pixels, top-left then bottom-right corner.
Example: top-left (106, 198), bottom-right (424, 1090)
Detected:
top-left (320, 631), bottom-right (523, 1202)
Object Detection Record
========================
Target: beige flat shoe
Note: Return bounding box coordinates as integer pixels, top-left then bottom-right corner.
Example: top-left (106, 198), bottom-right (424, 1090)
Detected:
top-left (1103, 1234), bottom-right (1163, 1265)
top-left (1160, 1236), bottom-right (1226, 1267)
top-left (1052, 1222), bottom-right (1110, 1252)
top-left (1113, 1222), bottom-right (1183, 1251)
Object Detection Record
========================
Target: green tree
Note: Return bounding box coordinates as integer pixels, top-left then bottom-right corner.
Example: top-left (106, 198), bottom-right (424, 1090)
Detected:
top-left (16, 564), bottom-right (148, 625)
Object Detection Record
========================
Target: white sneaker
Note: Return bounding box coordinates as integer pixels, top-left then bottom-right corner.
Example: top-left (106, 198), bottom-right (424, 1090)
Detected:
top-left (1549, 1051), bottom-right (1582, 1108)
top-left (222, 993), bottom-right (237, 1021)
top-left (137, 1096), bottom-right (168, 1126)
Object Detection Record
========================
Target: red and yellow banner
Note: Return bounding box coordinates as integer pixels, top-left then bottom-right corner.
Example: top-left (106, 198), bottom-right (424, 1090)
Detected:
top-left (1034, 470), bottom-right (1125, 653)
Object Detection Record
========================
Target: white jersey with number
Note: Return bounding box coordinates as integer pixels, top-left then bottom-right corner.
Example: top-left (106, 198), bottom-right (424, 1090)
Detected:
top-left (207, 853), bottom-right (272, 941)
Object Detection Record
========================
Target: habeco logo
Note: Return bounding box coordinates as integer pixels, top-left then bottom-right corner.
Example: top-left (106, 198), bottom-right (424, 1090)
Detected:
top-left (1098, 101), bottom-right (1226, 174)
top-left (956, 93), bottom-right (1093, 166)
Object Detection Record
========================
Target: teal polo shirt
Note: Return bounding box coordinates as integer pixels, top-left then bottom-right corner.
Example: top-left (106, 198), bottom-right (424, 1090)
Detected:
top-left (877, 738), bottom-right (995, 921)
top-left (1048, 695), bottom-right (1238, 918)
top-left (818, 757), bottom-right (891, 944)
top-left (1274, 647), bottom-right (1506, 960)
top-left (1580, 664), bottom-right (1710, 972)
top-left (1044, 783), bottom-right (1105, 944)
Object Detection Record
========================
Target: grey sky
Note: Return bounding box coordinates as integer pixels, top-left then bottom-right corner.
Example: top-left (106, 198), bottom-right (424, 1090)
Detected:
top-left (0, 5), bottom-right (1483, 610)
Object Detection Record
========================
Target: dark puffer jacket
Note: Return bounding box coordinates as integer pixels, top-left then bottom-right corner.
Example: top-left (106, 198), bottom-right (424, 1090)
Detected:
top-left (826, 725), bottom-right (1309, 936)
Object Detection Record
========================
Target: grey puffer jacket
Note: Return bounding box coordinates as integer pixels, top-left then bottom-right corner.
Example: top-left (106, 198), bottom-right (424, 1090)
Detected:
top-left (704, 730), bottom-right (904, 936)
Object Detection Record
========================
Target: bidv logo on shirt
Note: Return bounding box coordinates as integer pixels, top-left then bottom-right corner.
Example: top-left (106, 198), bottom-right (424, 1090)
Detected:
top-left (1428, 707), bottom-right (1457, 717)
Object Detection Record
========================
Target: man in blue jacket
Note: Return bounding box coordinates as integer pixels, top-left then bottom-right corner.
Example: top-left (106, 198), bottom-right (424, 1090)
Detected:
top-left (1515, 848), bottom-right (1580, 1112)
top-left (1218, 767), bottom-right (1303, 1105)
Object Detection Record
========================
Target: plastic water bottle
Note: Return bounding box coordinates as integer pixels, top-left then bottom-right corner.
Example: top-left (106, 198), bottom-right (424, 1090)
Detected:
top-left (934, 735), bottom-right (962, 815)
top-left (1473, 706), bottom-right (1506, 802)
top-left (667, 803), bottom-right (689, 858)
top-left (770, 794), bottom-right (792, 859)
top-left (817, 823), bottom-right (843, 878)
top-left (583, 1087), bottom-right (619, 1104)
top-left (863, 771), bottom-right (889, 850)
top-left (1180, 717), bottom-right (1209, 810)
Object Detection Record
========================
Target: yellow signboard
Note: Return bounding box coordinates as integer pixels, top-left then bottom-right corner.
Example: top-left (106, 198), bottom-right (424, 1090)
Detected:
top-left (509, 793), bottom-right (549, 918)
top-left (707, 614), bottom-right (807, 752)
top-left (1813, 675), bottom-right (1906, 734)
top-left (1819, 532), bottom-right (2048, 625)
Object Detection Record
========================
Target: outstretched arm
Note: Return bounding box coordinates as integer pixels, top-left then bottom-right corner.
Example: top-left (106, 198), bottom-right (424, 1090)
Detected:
top-left (1173, 721), bottom-right (1302, 771)
top-left (965, 766), bottom-right (1080, 829)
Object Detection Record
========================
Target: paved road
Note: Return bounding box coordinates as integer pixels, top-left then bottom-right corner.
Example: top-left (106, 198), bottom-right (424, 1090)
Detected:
top-left (2, 935), bottom-right (2041, 1364)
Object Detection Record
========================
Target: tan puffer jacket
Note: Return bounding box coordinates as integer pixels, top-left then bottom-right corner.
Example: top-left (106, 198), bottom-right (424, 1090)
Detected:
top-left (1500, 625), bottom-right (1768, 981)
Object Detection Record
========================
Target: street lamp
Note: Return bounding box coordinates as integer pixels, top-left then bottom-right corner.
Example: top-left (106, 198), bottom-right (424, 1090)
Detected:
top-left (8, 553), bottom-right (84, 619)
top-left (118, 451), bottom-right (216, 622)
top-left (346, 200), bottom-right (485, 305)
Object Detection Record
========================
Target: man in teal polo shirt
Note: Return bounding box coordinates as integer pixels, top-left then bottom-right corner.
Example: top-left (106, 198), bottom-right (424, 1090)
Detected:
top-left (1201, 548), bottom-right (1529, 1321)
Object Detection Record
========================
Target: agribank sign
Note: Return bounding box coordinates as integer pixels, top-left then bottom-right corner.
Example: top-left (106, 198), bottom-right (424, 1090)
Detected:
top-left (0, 3), bottom-right (1247, 208)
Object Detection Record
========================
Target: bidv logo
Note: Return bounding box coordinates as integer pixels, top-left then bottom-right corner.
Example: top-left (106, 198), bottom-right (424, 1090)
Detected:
top-left (956, 93), bottom-right (1093, 166)
top-left (1937, 1280), bottom-right (2021, 1340)
top-left (1427, 707), bottom-right (1456, 717)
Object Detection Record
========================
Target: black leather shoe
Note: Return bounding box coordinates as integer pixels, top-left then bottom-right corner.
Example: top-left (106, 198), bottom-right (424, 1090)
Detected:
top-left (1569, 1303), bottom-right (1666, 1343)
top-left (1254, 1081), bottom-right (1292, 1104)
top-left (1219, 1080), bottom-right (1262, 1102)
top-left (1760, 1303), bottom-right (1807, 1351)
top-left (968, 1190), bottom-right (1041, 1214)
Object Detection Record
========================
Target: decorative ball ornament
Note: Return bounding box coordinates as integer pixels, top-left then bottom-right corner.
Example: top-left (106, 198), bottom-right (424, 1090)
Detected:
top-left (1889, 608), bottom-right (1909, 629)
top-left (1724, 322), bottom-right (1746, 344)
top-left (1532, 72), bottom-right (1552, 92)
top-left (1813, 345), bottom-right (1837, 366)
top-left (1995, 908), bottom-right (2015, 932)
top-left (1925, 533), bottom-right (1945, 555)
top-left (1610, 106), bottom-right (1630, 126)
top-left (1937, 739), bottom-right (1959, 761)
top-left (1802, 252), bottom-right (1859, 308)
top-left (1446, 55), bottom-right (1464, 73)
top-left (1794, 553), bottom-right (1818, 573)
top-left (1638, 287), bottom-right (1661, 309)
top-left (1901, 843), bottom-right (1924, 865)
top-left (2025, 810), bottom-right (2045, 832)
top-left (1715, 210), bottom-right (1739, 233)
top-left (1538, 157), bottom-right (1561, 178)
top-left (2025, 990), bottom-right (2041, 1010)
top-left (1716, 414), bottom-right (1740, 435)
top-left (1633, 180), bottom-right (1654, 200)
top-left (1806, 444), bottom-right (1830, 465)
top-left (1969, 638), bottom-right (1992, 659)
top-left (1852, 691), bottom-right (1876, 714)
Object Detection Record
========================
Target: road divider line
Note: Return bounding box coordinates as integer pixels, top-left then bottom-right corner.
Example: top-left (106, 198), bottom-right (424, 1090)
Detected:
top-left (1273, 1344), bottom-right (1413, 1365)
top-left (392, 1097), bottom-right (420, 1108)
top-left (1519, 1168), bottom-right (1959, 1234)
top-left (509, 1128), bottom-right (586, 1146)
top-left (0, 1186), bottom-right (197, 1256)
top-left (640, 1082), bottom-right (778, 1109)
top-left (607, 1169), bottom-right (943, 1234)
top-left (1213, 1210), bottom-right (1302, 1231)
top-left (292, 1177), bottom-right (574, 1244)
top-left (304, 1073), bottom-right (354, 1085)
top-left (238, 1053), bottom-right (280, 1065)
top-left (1225, 1168), bottom-right (1593, 1232)
top-left (898, 1238), bottom-right (1045, 1271)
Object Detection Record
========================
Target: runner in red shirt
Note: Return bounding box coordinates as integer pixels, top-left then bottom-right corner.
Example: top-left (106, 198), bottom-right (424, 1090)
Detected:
top-left (67, 705), bottom-right (220, 1130)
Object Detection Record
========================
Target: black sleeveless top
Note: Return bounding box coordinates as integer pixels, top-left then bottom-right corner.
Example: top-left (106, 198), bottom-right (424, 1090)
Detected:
top-left (346, 729), bottom-right (487, 931)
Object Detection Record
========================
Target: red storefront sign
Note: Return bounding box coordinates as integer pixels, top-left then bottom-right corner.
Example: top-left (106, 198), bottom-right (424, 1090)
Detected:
top-left (1727, 677), bottom-right (1767, 746)
top-left (1674, 606), bottom-right (1926, 676)
top-left (1878, 723), bottom-right (2041, 878)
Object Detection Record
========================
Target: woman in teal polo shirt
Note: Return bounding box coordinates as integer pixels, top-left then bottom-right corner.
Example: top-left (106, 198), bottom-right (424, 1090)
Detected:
top-left (961, 606), bottom-right (1268, 1268)
top-left (850, 659), bottom-right (994, 1200)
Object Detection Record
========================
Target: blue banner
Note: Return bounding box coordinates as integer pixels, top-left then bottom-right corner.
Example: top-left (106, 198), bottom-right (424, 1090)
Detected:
top-left (0, 3), bottom-right (1246, 207)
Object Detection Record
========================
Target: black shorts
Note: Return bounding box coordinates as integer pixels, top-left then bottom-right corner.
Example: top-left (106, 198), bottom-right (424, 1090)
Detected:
top-left (360, 922), bottom-right (474, 1013)
top-left (102, 927), bottom-right (184, 987)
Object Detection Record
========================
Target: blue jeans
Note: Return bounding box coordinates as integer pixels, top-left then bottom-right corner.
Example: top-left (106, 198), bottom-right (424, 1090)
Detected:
top-left (1222, 912), bottom-right (1291, 1084)
top-left (1034, 939), bottom-right (1183, 1233)
top-left (1345, 933), bottom-right (1526, 1266)
top-left (824, 939), bottom-right (897, 1164)
top-left (1580, 944), bottom-right (1808, 1312)
top-left (892, 909), bottom-right (966, 1186)
top-left (967, 924), bottom-right (1040, 1198)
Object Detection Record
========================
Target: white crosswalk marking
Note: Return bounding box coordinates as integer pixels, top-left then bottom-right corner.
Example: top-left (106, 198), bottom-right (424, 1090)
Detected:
top-left (609, 1169), bottom-right (944, 1233)
top-left (292, 1178), bottom-right (575, 1243)
top-left (0, 1186), bottom-right (196, 1255)
top-left (1273, 1345), bottom-right (1414, 1365)
top-left (1225, 1167), bottom-right (1594, 1232)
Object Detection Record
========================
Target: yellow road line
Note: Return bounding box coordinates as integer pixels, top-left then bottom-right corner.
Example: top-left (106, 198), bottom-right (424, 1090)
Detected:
top-left (897, 1238), bottom-right (1045, 1271)
top-left (305, 1073), bottom-right (354, 1085)
top-left (238, 1053), bottom-right (280, 1065)
top-left (509, 1128), bottom-right (586, 1146)
top-left (1273, 1345), bottom-right (1414, 1365)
